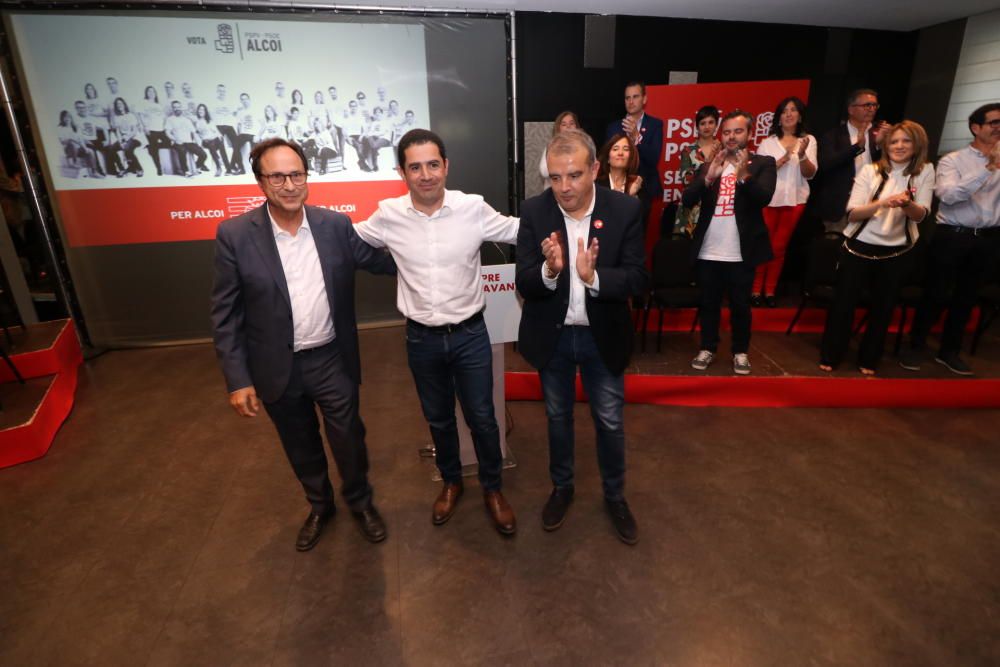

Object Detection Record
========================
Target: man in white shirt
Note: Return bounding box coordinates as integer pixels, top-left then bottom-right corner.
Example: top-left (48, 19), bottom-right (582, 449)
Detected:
top-left (682, 110), bottom-right (777, 376)
top-left (901, 102), bottom-right (1000, 375)
top-left (211, 138), bottom-right (395, 549)
top-left (353, 129), bottom-right (519, 536)
top-left (164, 100), bottom-right (206, 177)
top-left (515, 129), bottom-right (648, 544)
top-left (212, 83), bottom-right (239, 176)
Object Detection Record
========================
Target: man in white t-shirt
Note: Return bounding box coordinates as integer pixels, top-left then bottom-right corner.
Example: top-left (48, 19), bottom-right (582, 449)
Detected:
top-left (681, 110), bottom-right (777, 375)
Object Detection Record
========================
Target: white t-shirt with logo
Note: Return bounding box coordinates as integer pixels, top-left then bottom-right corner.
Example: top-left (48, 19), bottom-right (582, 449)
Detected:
top-left (698, 163), bottom-right (743, 262)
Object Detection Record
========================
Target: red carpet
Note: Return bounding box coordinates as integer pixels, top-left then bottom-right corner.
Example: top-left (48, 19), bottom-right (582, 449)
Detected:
top-left (504, 371), bottom-right (1000, 409)
top-left (0, 321), bottom-right (83, 468)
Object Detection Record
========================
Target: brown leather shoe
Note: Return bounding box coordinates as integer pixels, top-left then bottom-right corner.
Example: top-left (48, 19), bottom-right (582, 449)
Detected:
top-left (432, 482), bottom-right (463, 525)
top-left (483, 490), bottom-right (516, 535)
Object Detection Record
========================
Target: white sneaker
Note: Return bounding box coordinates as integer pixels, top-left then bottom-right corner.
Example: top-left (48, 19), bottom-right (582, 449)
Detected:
top-left (733, 353), bottom-right (751, 375)
top-left (691, 350), bottom-right (715, 371)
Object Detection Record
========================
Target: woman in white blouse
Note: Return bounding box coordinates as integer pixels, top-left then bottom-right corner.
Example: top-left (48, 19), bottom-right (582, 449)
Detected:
top-left (819, 120), bottom-right (935, 375)
top-left (753, 97), bottom-right (817, 307)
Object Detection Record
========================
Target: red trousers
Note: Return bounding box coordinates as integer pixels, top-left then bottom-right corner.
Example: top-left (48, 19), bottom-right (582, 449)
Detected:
top-left (753, 204), bottom-right (806, 296)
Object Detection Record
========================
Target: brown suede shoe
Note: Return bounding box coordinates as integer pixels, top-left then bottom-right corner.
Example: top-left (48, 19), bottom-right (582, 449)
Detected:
top-left (432, 482), bottom-right (464, 525)
top-left (483, 490), bottom-right (516, 536)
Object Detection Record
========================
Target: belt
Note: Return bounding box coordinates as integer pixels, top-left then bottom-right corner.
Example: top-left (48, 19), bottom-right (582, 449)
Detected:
top-left (407, 311), bottom-right (484, 334)
top-left (294, 339), bottom-right (335, 356)
top-left (939, 224), bottom-right (1000, 238)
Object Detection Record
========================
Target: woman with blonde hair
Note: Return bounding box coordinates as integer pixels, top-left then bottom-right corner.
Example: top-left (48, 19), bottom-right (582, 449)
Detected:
top-left (819, 120), bottom-right (935, 375)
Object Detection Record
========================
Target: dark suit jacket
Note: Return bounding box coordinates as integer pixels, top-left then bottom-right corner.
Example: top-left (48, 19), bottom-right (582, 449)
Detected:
top-left (682, 153), bottom-right (777, 268)
top-left (816, 123), bottom-right (882, 222)
top-left (515, 187), bottom-right (648, 376)
top-left (211, 203), bottom-right (395, 403)
top-left (606, 114), bottom-right (664, 197)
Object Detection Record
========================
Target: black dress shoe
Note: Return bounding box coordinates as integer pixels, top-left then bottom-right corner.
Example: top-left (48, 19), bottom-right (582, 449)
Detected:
top-left (750, 294), bottom-right (763, 307)
top-left (352, 506), bottom-right (387, 543)
top-left (296, 509), bottom-right (334, 552)
top-left (605, 498), bottom-right (638, 545)
top-left (764, 295), bottom-right (777, 308)
top-left (541, 486), bottom-right (574, 531)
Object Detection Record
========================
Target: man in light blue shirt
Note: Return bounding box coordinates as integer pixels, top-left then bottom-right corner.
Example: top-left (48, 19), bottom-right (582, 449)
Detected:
top-left (901, 102), bottom-right (1000, 375)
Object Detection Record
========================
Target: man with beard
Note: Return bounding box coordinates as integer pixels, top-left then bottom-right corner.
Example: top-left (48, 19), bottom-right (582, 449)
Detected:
top-left (683, 109), bottom-right (776, 376)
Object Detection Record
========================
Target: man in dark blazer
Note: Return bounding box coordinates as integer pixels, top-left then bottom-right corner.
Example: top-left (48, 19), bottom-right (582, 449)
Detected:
top-left (606, 81), bottom-right (664, 204)
top-left (211, 138), bottom-right (394, 551)
top-left (516, 129), bottom-right (648, 545)
top-left (682, 109), bottom-right (776, 376)
top-left (816, 88), bottom-right (890, 233)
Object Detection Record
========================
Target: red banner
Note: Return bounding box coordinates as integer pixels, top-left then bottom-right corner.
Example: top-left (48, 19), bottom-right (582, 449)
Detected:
top-left (55, 180), bottom-right (409, 247)
top-left (644, 79), bottom-right (811, 250)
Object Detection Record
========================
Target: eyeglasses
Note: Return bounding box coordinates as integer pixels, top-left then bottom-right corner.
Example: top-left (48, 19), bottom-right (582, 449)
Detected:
top-left (981, 119), bottom-right (1000, 128)
top-left (261, 171), bottom-right (307, 187)
top-left (851, 102), bottom-right (880, 110)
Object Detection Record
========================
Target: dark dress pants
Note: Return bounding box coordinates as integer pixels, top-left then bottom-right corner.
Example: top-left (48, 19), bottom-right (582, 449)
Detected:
top-left (820, 242), bottom-right (910, 370)
top-left (697, 259), bottom-right (755, 354)
top-left (263, 340), bottom-right (373, 515)
top-left (909, 228), bottom-right (1000, 357)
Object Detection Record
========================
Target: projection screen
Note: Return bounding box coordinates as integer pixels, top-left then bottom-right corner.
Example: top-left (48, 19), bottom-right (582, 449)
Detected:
top-left (5, 9), bottom-right (512, 346)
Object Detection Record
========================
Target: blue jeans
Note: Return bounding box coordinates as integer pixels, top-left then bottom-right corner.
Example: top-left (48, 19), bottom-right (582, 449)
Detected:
top-left (538, 326), bottom-right (626, 500)
top-left (406, 313), bottom-right (502, 491)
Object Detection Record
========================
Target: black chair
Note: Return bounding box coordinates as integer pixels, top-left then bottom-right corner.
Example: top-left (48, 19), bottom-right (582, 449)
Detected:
top-left (970, 261), bottom-right (1000, 356)
top-left (786, 232), bottom-right (844, 335)
top-left (642, 234), bottom-right (700, 353)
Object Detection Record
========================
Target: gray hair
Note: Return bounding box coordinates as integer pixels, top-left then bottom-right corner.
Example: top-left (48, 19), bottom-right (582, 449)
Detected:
top-left (547, 129), bottom-right (596, 165)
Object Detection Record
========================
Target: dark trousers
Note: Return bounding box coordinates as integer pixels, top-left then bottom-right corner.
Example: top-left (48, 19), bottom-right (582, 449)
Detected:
top-left (145, 131), bottom-right (169, 175)
top-left (263, 340), bottom-right (373, 515)
top-left (697, 260), bottom-right (755, 354)
top-left (202, 137), bottom-right (226, 173)
top-left (216, 125), bottom-right (238, 172)
top-left (821, 242), bottom-right (910, 370)
top-left (538, 326), bottom-right (626, 500)
top-left (109, 138), bottom-right (142, 174)
top-left (231, 133), bottom-right (255, 173)
top-left (909, 228), bottom-right (1000, 357)
top-left (362, 136), bottom-right (392, 170)
top-left (405, 313), bottom-right (502, 491)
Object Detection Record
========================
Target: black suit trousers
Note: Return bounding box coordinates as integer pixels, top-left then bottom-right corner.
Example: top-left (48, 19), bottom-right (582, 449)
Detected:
top-left (263, 340), bottom-right (373, 514)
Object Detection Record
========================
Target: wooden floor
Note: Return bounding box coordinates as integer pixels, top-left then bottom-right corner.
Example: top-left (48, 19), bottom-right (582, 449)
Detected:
top-left (2, 327), bottom-right (999, 666)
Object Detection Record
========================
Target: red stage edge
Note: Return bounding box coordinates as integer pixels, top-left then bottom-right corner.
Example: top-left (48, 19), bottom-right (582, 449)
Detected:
top-left (642, 307), bottom-right (979, 334)
top-left (0, 320), bottom-right (83, 468)
top-left (504, 372), bottom-right (1000, 409)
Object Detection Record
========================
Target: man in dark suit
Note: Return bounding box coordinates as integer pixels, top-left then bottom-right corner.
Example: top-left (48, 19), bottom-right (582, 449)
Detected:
top-left (211, 138), bottom-right (394, 551)
top-left (816, 88), bottom-right (890, 233)
top-left (682, 109), bottom-right (776, 376)
top-left (606, 81), bottom-right (664, 207)
top-left (516, 129), bottom-right (648, 545)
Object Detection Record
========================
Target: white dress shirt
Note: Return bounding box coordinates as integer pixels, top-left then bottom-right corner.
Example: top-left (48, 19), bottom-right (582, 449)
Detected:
top-left (269, 208), bottom-right (335, 351)
top-left (847, 123), bottom-right (873, 174)
top-left (353, 190), bottom-right (519, 326)
top-left (542, 191), bottom-right (601, 326)
top-left (935, 144), bottom-right (1000, 229)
